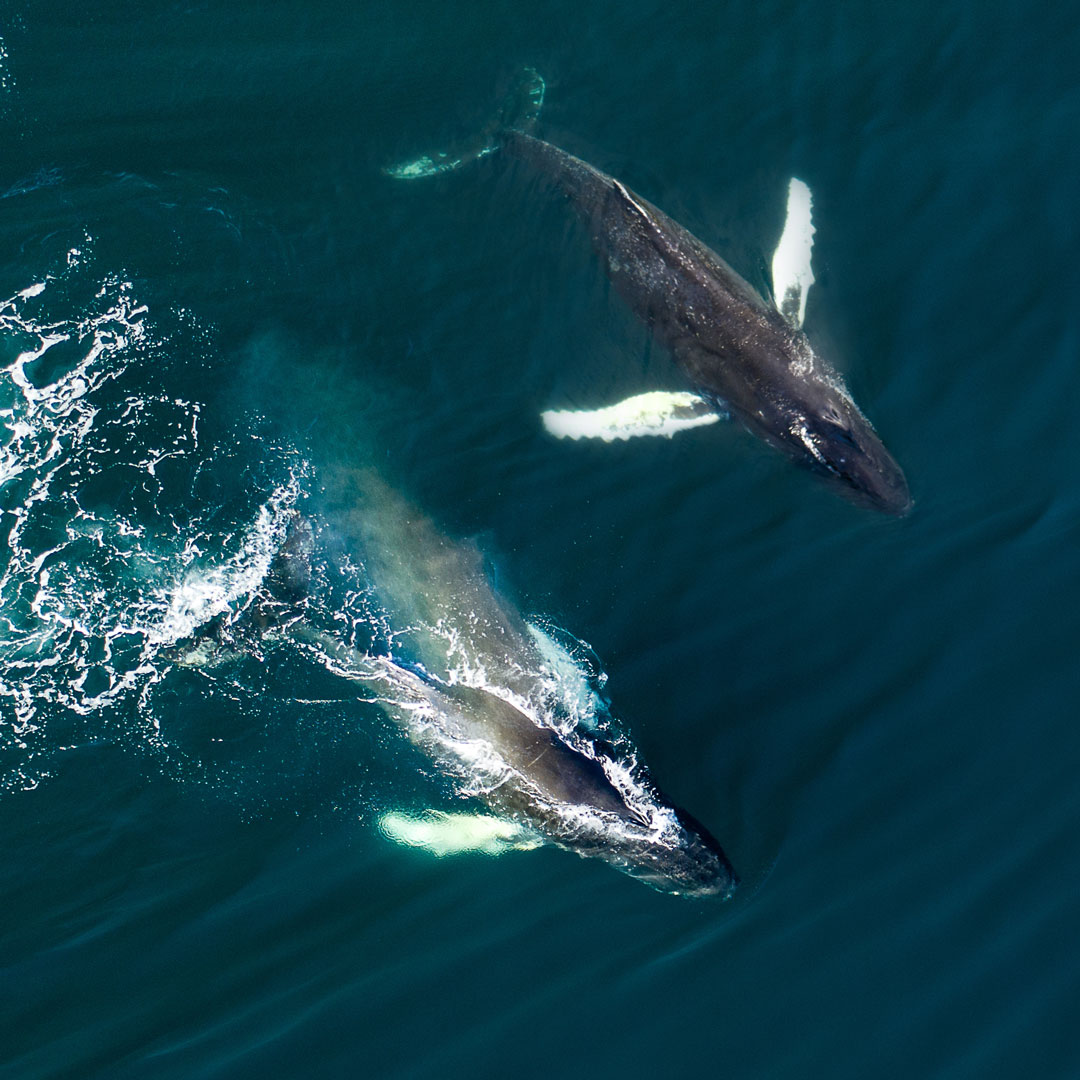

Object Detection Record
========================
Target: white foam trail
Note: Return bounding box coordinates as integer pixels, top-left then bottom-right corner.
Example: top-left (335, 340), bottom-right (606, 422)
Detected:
top-left (525, 621), bottom-right (604, 733)
top-left (0, 31), bottom-right (13, 102)
top-left (770, 177), bottom-right (816, 329)
top-left (150, 487), bottom-right (298, 647)
top-left (0, 255), bottom-right (306, 793)
top-left (542, 391), bottom-right (720, 442)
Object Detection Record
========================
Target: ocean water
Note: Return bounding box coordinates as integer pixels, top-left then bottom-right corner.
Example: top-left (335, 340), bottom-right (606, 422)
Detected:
top-left (2, 2), bottom-right (1079, 1077)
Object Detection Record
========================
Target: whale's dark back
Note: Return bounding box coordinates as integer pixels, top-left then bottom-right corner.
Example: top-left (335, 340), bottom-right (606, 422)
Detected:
top-left (504, 131), bottom-right (805, 413)
top-left (437, 681), bottom-right (643, 823)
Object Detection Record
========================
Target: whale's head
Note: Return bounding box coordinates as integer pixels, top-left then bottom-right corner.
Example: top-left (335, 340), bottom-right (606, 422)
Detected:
top-left (733, 341), bottom-right (912, 516)
top-left (705, 322), bottom-right (911, 515)
top-left (789, 394), bottom-right (912, 516)
top-left (579, 798), bottom-right (738, 900)
top-left (624, 806), bottom-right (738, 899)
top-left (499, 735), bottom-right (737, 898)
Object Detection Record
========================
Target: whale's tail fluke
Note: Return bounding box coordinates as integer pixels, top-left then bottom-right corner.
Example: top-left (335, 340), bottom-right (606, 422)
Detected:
top-left (384, 67), bottom-right (546, 180)
top-left (249, 513), bottom-right (314, 630)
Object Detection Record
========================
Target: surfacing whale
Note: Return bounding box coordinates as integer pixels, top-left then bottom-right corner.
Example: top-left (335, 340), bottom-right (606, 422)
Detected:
top-left (273, 471), bottom-right (737, 899)
top-left (387, 70), bottom-right (911, 516)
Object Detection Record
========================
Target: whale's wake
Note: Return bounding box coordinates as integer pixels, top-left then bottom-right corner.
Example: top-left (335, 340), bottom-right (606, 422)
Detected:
top-left (0, 241), bottom-right (302, 795)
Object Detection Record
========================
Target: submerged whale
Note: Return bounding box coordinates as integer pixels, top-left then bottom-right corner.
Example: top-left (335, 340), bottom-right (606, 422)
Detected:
top-left (388, 71), bottom-right (911, 515)
top-left (280, 468), bottom-right (737, 899)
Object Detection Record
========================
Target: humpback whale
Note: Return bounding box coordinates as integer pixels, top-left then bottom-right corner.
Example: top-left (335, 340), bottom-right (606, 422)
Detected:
top-left (274, 471), bottom-right (737, 899)
top-left (387, 71), bottom-right (912, 515)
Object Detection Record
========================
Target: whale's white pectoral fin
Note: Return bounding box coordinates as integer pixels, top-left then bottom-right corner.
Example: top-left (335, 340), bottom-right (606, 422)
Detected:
top-left (770, 177), bottom-right (816, 328)
top-left (541, 391), bottom-right (723, 442)
top-left (378, 810), bottom-right (544, 856)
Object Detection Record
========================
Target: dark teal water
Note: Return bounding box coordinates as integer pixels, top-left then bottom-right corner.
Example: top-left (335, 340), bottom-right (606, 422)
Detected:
top-left (2, 2), bottom-right (1079, 1077)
